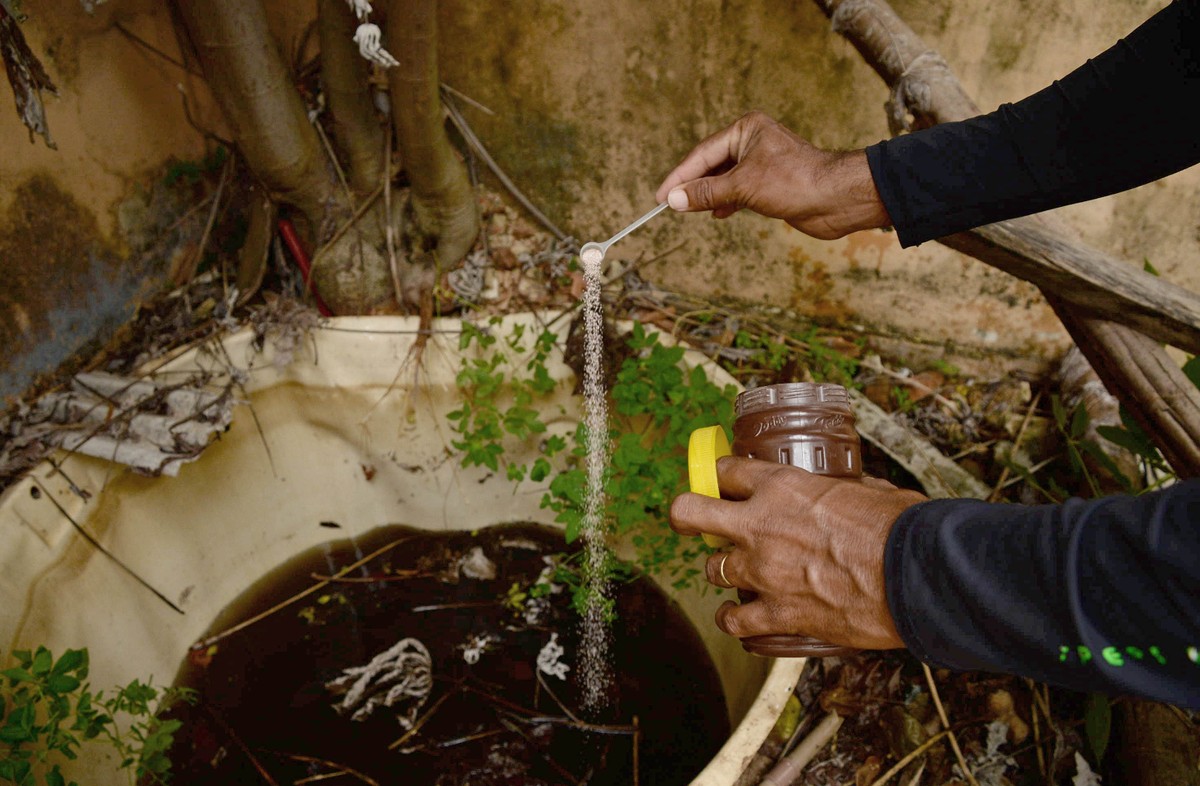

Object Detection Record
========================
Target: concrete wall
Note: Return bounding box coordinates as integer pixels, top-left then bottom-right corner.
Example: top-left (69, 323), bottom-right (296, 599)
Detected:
top-left (0, 0), bottom-right (224, 399)
top-left (2, 0), bottom-right (1194, 398)
top-left (434, 0), bottom-right (1194, 369)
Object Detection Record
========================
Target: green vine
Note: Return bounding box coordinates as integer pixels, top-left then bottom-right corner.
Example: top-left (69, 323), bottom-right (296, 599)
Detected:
top-left (0, 647), bottom-right (193, 786)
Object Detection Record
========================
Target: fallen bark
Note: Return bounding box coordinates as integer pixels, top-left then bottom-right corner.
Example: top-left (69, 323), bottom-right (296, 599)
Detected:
top-left (0, 371), bottom-right (234, 477)
top-left (815, 0), bottom-right (1200, 478)
top-left (0, 2), bottom-right (57, 148)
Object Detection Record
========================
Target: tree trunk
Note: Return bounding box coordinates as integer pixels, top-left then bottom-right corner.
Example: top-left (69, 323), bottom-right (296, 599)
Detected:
top-left (318, 0), bottom-right (386, 199)
top-left (173, 0), bottom-right (337, 229)
top-left (814, 0), bottom-right (1200, 478)
top-left (386, 0), bottom-right (479, 276)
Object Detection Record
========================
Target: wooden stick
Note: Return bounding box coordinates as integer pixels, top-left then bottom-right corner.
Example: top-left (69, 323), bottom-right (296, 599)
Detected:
top-left (191, 535), bottom-right (417, 650)
top-left (922, 663), bottom-right (979, 786)
top-left (867, 730), bottom-right (950, 786)
top-left (388, 689), bottom-right (453, 750)
top-left (758, 711), bottom-right (844, 785)
top-left (989, 390), bottom-right (1043, 501)
top-left (282, 752), bottom-right (381, 786)
top-left (632, 715), bottom-right (641, 786)
top-left (203, 705), bottom-right (280, 785)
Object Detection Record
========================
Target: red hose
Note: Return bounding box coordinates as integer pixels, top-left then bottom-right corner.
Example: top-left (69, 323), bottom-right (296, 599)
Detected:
top-left (278, 218), bottom-right (333, 316)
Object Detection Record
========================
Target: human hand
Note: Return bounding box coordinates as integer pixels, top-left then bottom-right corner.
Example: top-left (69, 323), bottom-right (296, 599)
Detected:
top-left (669, 457), bottom-right (927, 650)
top-left (654, 111), bottom-right (892, 240)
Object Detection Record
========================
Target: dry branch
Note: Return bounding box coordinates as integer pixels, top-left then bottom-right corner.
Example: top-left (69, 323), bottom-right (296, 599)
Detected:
top-left (816, 0), bottom-right (1200, 477)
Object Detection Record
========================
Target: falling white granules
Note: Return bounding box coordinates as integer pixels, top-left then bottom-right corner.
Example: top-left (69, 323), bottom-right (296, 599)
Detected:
top-left (578, 245), bottom-right (614, 712)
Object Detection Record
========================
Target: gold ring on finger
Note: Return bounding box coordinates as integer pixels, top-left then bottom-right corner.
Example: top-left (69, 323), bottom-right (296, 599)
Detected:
top-left (718, 552), bottom-right (734, 589)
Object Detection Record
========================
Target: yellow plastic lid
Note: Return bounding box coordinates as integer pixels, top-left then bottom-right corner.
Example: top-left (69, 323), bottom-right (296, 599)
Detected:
top-left (688, 426), bottom-right (732, 548)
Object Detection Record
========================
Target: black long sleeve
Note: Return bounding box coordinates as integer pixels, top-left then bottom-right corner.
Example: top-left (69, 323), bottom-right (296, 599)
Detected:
top-left (866, 0), bottom-right (1200, 247)
top-left (885, 480), bottom-right (1200, 708)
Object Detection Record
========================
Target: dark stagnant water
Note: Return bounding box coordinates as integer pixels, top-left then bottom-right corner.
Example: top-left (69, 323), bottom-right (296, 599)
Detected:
top-left (163, 523), bottom-right (729, 785)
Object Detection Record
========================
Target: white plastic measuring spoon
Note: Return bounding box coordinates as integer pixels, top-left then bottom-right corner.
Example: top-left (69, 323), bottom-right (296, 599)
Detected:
top-left (579, 202), bottom-right (670, 273)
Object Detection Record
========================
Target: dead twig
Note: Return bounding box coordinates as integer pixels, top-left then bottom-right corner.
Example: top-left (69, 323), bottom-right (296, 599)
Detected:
top-left (114, 21), bottom-right (198, 74)
top-left (316, 159), bottom-right (405, 254)
top-left (866, 730), bottom-right (950, 786)
top-left (279, 751), bottom-right (381, 786)
top-left (192, 535), bottom-right (417, 650)
top-left (31, 477), bottom-right (184, 615)
top-left (850, 389), bottom-right (990, 500)
top-left (861, 354), bottom-right (964, 417)
top-left (384, 123), bottom-right (402, 306)
top-left (989, 390), bottom-right (1043, 501)
top-left (176, 155), bottom-right (234, 285)
top-left (203, 705), bottom-right (280, 785)
top-left (442, 89), bottom-right (566, 241)
top-left (434, 724), bottom-right (504, 748)
top-left (309, 570), bottom-right (422, 583)
top-left (632, 714), bottom-right (641, 786)
top-left (468, 682), bottom-right (634, 735)
top-left (212, 337), bottom-right (277, 477)
top-left (922, 663), bottom-right (980, 786)
top-left (496, 712), bottom-right (581, 785)
top-left (1022, 678), bottom-right (1049, 784)
top-left (536, 670), bottom-right (583, 724)
top-left (388, 689), bottom-right (455, 750)
top-left (411, 600), bottom-right (495, 612)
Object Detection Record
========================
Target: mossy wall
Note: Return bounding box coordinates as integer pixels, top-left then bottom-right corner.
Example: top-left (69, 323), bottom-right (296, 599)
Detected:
top-left (2, 0), bottom-right (1194, 399)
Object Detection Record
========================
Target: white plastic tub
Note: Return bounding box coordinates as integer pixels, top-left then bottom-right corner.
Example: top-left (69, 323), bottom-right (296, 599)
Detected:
top-left (0, 313), bottom-right (803, 784)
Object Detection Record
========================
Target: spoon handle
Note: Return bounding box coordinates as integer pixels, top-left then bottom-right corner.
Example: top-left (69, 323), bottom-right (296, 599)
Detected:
top-left (602, 202), bottom-right (669, 251)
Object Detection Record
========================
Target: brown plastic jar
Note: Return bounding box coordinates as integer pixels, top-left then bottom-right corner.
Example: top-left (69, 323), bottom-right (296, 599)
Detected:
top-left (731, 382), bottom-right (861, 658)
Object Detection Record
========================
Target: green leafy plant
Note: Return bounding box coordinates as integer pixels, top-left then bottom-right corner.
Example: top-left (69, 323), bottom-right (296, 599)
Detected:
top-left (447, 319), bottom-right (564, 480)
top-left (892, 386), bottom-right (917, 414)
top-left (527, 550), bottom-right (637, 625)
top-left (1094, 354), bottom-right (1197, 491)
top-left (1083, 692), bottom-right (1112, 767)
top-left (797, 325), bottom-right (861, 385)
top-left (727, 324), bottom-right (861, 386)
top-left (163, 146), bottom-right (228, 186)
top-left (448, 319), bottom-right (737, 616)
top-left (0, 647), bottom-right (192, 786)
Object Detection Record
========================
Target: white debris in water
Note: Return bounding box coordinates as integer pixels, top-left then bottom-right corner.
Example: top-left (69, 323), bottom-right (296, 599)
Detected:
top-left (533, 558), bottom-right (563, 593)
top-left (578, 254), bottom-right (614, 710)
top-left (985, 720), bottom-right (1009, 757)
top-left (537, 633), bottom-right (570, 681)
top-left (1072, 752), bottom-right (1103, 786)
top-left (523, 596), bottom-right (551, 626)
top-left (325, 638), bottom-right (431, 727)
top-left (460, 633), bottom-right (496, 665)
top-left (524, 559), bottom-right (564, 625)
top-left (458, 546), bottom-right (497, 580)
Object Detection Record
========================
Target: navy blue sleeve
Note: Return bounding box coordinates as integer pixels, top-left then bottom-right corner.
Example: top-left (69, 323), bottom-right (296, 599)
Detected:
top-left (884, 480), bottom-right (1200, 708)
top-left (866, 0), bottom-right (1200, 247)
